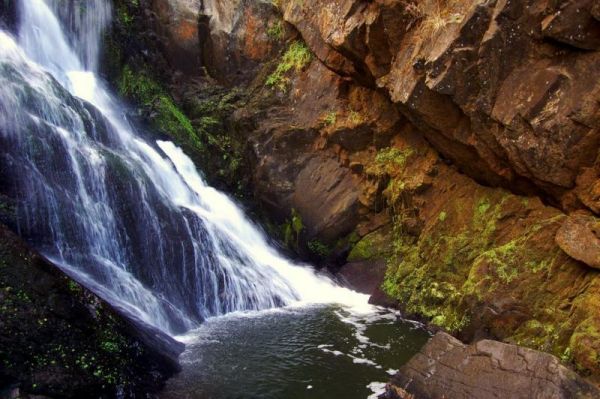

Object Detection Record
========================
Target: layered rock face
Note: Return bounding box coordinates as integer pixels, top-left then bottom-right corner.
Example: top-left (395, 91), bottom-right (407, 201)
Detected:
top-left (103, 0), bottom-right (600, 384)
top-left (279, 0), bottom-right (600, 212)
top-left (384, 332), bottom-right (600, 399)
top-left (0, 223), bottom-right (183, 398)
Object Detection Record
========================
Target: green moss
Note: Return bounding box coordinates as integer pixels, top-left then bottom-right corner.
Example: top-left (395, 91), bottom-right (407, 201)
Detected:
top-left (348, 229), bottom-right (391, 262)
top-left (348, 110), bottom-right (364, 124)
top-left (282, 208), bottom-right (304, 250)
top-left (475, 240), bottom-right (521, 284)
top-left (510, 319), bottom-right (561, 353)
top-left (307, 240), bottom-right (332, 258)
top-left (114, 0), bottom-right (139, 27)
top-left (266, 41), bottom-right (312, 91)
top-left (323, 111), bottom-right (337, 126)
top-left (179, 88), bottom-right (250, 196)
top-left (348, 238), bottom-right (376, 261)
top-left (476, 197), bottom-right (491, 216)
top-left (291, 208), bottom-right (303, 237)
top-left (569, 319), bottom-right (600, 374)
top-left (382, 190), bottom-right (565, 335)
top-left (67, 280), bottom-right (81, 294)
top-left (367, 147), bottom-right (414, 177)
top-left (267, 20), bottom-right (284, 40)
top-left (118, 65), bottom-right (202, 151)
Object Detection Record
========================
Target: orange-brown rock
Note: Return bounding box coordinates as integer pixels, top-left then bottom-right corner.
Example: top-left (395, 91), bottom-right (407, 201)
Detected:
top-left (542, 0), bottom-right (600, 50)
top-left (199, 0), bottom-right (289, 85)
top-left (151, 0), bottom-right (203, 75)
top-left (556, 212), bottom-right (600, 269)
top-left (280, 0), bottom-right (600, 215)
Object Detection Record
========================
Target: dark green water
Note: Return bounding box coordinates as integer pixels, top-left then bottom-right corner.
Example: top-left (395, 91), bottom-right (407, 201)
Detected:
top-left (161, 305), bottom-right (430, 399)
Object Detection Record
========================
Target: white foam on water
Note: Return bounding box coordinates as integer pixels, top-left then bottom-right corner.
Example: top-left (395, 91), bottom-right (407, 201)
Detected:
top-left (366, 381), bottom-right (387, 399)
top-left (335, 309), bottom-right (397, 350)
top-left (320, 348), bottom-right (345, 357)
top-left (352, 357), bottom-right (380, 367)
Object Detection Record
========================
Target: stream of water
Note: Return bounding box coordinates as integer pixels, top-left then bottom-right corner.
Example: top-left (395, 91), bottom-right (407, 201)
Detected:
top-left (0, 0), bottom-right (430, 397)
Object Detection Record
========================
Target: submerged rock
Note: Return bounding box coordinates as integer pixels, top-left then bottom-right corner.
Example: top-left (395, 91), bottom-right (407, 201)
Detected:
top-left (0, 223), bottom-right (183, 398)
top-left (383, 332), bottom-right (600, 399)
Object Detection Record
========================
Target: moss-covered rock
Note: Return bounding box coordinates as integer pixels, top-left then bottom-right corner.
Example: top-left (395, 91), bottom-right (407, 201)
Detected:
top-left (356, 132), bottom-right (600, 382)
top-left (0, 223), bottom-right (183, 397)
top-left (118, 65), bottom-right (202, 149)
top-left (347, 228), bottom-right (392, 262)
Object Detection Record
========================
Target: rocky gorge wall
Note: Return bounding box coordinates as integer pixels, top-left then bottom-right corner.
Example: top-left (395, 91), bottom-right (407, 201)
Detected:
top-left (101, 0), bottom-right (600, 385)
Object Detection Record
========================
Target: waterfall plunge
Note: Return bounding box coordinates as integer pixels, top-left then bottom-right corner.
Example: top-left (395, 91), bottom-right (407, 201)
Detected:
top-left (0, 0), bottom-right (369, 334)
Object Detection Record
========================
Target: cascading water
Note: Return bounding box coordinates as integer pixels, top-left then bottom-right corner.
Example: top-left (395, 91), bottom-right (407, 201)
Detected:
top-left (0, 0), bottom-right (369, 335)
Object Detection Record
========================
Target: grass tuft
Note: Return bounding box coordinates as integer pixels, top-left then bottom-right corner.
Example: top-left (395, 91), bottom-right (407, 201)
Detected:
top-left (266, 41), bottom-right (312, 91)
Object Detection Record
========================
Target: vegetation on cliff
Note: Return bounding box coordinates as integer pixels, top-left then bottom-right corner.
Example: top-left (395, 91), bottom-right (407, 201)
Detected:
top-left (102, 0), bottom-right (253, 199)
top-left (266, 41), bottom-right (312, 91)
top-left (118, 66), bottom-right (202, 151)
top-left (352, 139), bottom-right (600, 380)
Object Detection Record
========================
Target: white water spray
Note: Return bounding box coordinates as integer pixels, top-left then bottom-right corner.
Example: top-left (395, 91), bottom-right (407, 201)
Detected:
top-left (0, 0), bottom-right (370, 335)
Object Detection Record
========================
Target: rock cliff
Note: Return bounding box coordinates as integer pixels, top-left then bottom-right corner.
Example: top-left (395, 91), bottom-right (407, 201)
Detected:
top-left (102, 0), bottom-right (600, 384)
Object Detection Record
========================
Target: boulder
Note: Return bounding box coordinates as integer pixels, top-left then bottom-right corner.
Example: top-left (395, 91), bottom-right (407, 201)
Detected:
top-left (556, 212), bottom-right (600, 269)
top-left (291, 156), bottom-right (360, 242)
top-left (383, 332), bottom-right (600, 399)
top-left (338, 259), bottom-right (388, 295)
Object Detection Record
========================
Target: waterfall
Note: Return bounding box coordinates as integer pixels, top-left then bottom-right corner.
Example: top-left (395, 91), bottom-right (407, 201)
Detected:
top-left (0, 0), bottom-right (368, 335)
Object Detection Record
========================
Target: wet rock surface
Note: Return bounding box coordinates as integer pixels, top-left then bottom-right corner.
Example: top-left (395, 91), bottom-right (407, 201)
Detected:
top-left (0, 223), bottom-right (183, 398)
top-left (338, 259), bottom-right (388, 296)
top-left (383, 332), bottom-right (600, 399)
top-left (0, 0), bottom-right (17, 33)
